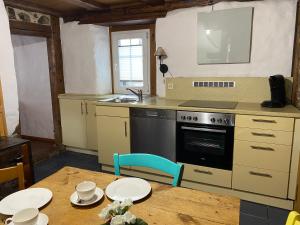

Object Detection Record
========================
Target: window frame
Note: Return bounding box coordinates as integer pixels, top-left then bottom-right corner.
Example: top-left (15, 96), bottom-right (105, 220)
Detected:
top-left (111, 29), bottom-right (150, 94)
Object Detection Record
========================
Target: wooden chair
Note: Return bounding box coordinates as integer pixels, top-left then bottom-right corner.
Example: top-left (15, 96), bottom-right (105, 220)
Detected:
top-left (0, 163), bottom-right (25, 190)
top-left (286, 211), bottom-right (300, 225)
top-left (113, 153), bottom-right (183, 187)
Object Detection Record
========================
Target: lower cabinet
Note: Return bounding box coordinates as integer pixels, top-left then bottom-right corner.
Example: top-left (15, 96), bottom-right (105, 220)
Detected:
top-left (232, 165), bottom-right (289, 198)
top-left (182, 163), bottom-right (232, 188)
top-left (96, 106), bottom-right (130, 166)
top-left (59, 98), bottom-right (98, 150)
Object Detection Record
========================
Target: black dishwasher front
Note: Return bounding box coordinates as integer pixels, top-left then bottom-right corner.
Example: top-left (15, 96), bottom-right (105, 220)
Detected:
top-left (130, 108), bottom-right (176, 161)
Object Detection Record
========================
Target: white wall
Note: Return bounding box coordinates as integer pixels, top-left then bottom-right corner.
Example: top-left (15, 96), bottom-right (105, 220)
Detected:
top-left (156, 0), bottom-right (297, 96)
top-left (12, 35), bottom-right (54, 139)
top-left (60, 22), bottom-right (112, 94)
top-left (0, 0), bottom-right (19, 135)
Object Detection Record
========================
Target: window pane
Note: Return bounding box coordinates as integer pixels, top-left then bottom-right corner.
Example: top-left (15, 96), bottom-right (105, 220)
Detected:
top-left (119, 39), bottom-right (130, 46)
top-left (131, 46), bottom-right (143, 57)
top-left (131, 38), bottom-right (142, 45)
top-left (117, 37), bottom-right (144, 88)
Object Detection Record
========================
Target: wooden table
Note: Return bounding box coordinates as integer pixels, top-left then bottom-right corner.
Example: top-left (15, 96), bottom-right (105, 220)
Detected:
top-left (1, 167), bottom-right (240, 225)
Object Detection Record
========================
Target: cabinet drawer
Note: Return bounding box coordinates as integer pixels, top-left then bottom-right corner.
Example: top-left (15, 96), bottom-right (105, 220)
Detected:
top-left (235, 127), bottom-right (293, 145)
top-left (234, 140), bottom-right (291, 172)
top-left (96, 106), bottom-right (129, 117)
top-left (236, 115), bottom-right (294, 131)
top-left (182, 163), bottom-right (232, 188)
top-left (232, 165), bottom-right (288, 198)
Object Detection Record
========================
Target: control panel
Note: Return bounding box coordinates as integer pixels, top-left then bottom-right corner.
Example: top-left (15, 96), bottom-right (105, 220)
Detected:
top-left (177, 111), bottom-right (235, 127)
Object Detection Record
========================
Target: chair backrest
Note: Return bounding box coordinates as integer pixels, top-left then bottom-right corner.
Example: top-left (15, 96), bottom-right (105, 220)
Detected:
top-left (286, 211), bottom-right (300, 225)
top-left (0, 163), bottom-right (25, 190)
top-left (114, 153), bottom-right (183, 186)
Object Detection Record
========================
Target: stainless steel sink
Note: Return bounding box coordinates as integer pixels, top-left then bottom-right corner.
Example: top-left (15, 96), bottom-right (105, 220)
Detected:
top-left (108, 97), bottom-right (138, 103)
top-left (98, 96), bottom-right (139, 104)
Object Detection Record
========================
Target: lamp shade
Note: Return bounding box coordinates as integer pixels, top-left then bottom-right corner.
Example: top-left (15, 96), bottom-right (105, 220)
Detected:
top-left (155, 47), bottom-right (167, 57)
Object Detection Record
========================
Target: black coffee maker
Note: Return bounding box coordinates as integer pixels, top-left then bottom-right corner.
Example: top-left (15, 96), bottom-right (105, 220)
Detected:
top-left (261, 75), bottom-right (287, 108)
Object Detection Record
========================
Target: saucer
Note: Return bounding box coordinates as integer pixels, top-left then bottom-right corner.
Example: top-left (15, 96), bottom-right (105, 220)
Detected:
top-left (8, 213), bottom-right (48, 225)
top-left (70, 187), bottom-right (104, 206)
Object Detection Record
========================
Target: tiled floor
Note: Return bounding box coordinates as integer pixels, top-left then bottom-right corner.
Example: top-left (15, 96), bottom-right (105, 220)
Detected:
top-left (33, 151), bottom-right (289, 225)
top-left (34, 150), bottom-right (100, 182)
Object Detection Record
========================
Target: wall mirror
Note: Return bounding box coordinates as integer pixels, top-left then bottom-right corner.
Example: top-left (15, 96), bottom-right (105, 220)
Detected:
top-left (197, 7), bottom-right (253, 64)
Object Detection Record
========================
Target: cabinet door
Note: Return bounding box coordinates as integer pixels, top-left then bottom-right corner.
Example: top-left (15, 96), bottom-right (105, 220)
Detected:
top-left (85, 101), bottom-right (98, 150)
top-left (59, 99), bottom-right (86, 148)
top-left (97, 116), bottom-right (130, 165)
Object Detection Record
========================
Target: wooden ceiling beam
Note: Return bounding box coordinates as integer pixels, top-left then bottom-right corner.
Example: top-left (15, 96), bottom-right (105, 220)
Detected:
top-left (79, 10), bottom-right (167, 24)
top-left (69, 0), bottom-right (261, 24)
top-left (78, 0), bottom-right (109, 10)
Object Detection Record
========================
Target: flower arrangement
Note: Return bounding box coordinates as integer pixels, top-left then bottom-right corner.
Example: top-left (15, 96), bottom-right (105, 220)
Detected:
top-left (99, 199), bottom-right (148, 225)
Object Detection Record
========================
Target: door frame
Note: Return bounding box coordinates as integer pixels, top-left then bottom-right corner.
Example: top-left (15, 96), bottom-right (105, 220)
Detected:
top-left (9, 18), bottom-right (65, 147)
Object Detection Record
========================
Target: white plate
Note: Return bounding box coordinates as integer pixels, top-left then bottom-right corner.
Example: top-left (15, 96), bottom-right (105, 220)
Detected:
top-left (0, 188), bottom-right (53, 215)
top-left (105, 178), bottom-right (151, 202)
top-left (70, 187), bottom-right (104, 206)
top-left (8, 213), bottom-right (49, 225)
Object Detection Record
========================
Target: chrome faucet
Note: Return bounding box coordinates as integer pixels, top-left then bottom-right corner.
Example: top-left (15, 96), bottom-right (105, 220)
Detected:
top-left (126, 88), bottom-right (143, 102)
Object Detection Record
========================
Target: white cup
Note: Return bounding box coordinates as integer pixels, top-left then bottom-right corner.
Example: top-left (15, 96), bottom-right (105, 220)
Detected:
top-left (5, 208), bottom-right (39, 225)
top-left (76, 181), bottom-right (96, 201)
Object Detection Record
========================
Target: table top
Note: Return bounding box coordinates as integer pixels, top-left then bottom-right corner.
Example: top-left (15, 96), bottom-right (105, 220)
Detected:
top-left (0, 137), bottom-right (29, 151)
top-left (0, 167), bottom-right (240, 225)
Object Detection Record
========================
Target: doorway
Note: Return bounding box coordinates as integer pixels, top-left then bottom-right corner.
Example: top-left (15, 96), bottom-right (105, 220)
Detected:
top-left (11, 34), bottom-right (56, 162)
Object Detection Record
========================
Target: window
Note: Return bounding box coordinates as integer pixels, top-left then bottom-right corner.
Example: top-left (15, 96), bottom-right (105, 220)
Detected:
top-left (111, 29), bottom-right (150, 94)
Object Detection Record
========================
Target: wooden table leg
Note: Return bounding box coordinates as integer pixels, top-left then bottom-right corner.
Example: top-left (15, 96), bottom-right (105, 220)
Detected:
top-left (21, 142), bottom-right (34, 187)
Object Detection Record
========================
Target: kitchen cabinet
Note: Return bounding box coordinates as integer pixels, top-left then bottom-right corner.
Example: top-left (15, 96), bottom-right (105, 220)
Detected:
top-left (233, 114), bottom-right (294, 198)
top-left (59, 99), bottom-right (97, 150)
top-left (85, 100), bottom-right (98, 150)
top-left (96, 106), bottom-right (130, 166)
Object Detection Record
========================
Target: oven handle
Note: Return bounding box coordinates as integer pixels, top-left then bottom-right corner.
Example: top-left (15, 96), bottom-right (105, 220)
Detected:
top-left (181, 126), bottom-right (227, 134)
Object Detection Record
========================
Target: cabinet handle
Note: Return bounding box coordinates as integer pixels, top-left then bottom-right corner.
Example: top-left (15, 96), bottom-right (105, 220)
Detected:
top-left (85, 102), bottom-right (88, 114)
top-left (194, 169), bottom-right (213, 175)
top-left (81, 102), bottom-right (83, 114)
top-left (124, 121), bottom-right (127, 137)
top-left (251, 132), bottom-right (275, 138)
top-left (252, 119), bottom-right (277, 124)
top-left (249, 171), bottom-right (272, 178)
top-left (251, 146), bottom-right (275, 151)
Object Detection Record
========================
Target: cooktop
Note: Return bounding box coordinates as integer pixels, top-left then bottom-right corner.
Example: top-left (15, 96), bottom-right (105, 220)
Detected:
top-left (178, 100), bottom-right (238, 109)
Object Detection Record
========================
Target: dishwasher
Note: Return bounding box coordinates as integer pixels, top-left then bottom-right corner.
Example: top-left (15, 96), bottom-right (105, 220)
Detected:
top-left (130, 108), bottom-right (176, 161)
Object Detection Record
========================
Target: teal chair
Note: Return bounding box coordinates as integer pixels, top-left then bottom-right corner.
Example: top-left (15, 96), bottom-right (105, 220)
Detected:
top-left (113, 153), bottom-right (183, 187)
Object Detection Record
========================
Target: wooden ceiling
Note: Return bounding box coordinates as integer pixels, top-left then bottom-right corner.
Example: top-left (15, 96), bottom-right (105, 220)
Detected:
top-left (4, 0), bottom-right (259, 26)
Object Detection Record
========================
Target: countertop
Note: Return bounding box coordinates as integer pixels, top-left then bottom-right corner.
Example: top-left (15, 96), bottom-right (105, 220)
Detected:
top-left (58, 93), bottom-right (300, 118)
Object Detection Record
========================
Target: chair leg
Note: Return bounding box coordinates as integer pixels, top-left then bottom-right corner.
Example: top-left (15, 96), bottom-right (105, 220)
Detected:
top-left (114, 153), bottom-right (120, 176)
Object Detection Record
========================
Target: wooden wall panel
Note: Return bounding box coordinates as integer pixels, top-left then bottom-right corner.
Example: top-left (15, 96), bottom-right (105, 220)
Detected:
top-left (292, 2), bottom-right (300, 107)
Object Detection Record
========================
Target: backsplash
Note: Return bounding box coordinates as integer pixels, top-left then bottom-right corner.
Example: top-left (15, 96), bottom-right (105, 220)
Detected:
top-left (165, 77), bottom-right (293, 103)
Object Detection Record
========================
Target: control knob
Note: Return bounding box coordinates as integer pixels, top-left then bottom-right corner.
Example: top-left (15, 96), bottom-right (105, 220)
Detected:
top-left (181, 116), bottom-right (186, 120)
top-left (217, 118), bottom-right (223, 123)
top-left (210, 118), bottom-right (216, 123)
top-left (187, 116), bottom-right (192, 121)
top-left (193, 117), bottom-right (198, 121)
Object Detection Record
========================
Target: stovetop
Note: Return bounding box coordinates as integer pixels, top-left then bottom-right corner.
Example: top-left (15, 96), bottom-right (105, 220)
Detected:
top-left (178, 100), bottom-right (238, 109)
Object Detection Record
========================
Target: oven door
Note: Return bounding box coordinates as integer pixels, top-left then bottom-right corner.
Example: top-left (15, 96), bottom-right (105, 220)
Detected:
top-left (177, 123), bottom-right (234, 170)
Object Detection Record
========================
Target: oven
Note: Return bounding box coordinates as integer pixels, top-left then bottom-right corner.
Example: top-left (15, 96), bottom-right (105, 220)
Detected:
top-left (176, 111), bottom-right (235, 170)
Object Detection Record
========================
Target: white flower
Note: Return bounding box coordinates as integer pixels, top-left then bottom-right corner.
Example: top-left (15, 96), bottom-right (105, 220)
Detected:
top-left (109, 201), bottom-right (122, 211)
top-left (99, 207), bottom-right (111, 220)
top-left (123, 211), bottom-right (136, 224)
top-left (110, 215), bottom-right (125, 225)
top-left (120, 199), bottom-right (133, 208)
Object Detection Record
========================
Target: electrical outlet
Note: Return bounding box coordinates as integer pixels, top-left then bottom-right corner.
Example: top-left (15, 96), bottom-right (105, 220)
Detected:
top-left (168, 83), bottom-right (174, 90)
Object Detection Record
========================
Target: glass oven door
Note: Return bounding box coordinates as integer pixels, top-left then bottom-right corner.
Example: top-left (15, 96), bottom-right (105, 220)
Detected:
top-left (177, 123), bottom-right (234, 170)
